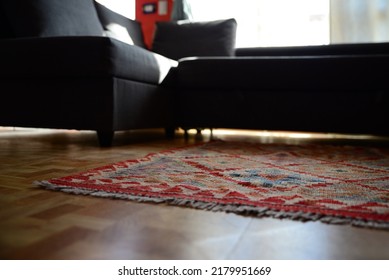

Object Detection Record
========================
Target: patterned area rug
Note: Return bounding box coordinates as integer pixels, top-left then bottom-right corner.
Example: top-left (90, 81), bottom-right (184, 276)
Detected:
top-left (37, 140), bottom-right (389, 229)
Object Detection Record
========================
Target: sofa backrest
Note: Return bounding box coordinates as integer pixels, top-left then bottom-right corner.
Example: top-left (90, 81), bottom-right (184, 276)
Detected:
top-left (1, 0), bottom-right (236, 58)
top-left (0, 0), bottom-right (104, 38)
top-left (152, 18), bottom-right (237, 60)
top-left (0, 0), bottom-right (147, 49)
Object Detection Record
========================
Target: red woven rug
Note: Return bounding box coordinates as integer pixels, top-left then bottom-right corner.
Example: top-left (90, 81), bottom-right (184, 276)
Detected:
top-left (37, 140), bottom-right (389, 229)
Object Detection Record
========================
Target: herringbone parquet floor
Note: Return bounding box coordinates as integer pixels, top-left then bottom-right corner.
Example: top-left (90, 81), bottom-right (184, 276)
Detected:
top-left (1, 127), bottom-right (389, 259)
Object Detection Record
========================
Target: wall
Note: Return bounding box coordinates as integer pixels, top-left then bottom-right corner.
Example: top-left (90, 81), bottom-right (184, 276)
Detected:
top-left (136, 0), bottom-right (173, 48)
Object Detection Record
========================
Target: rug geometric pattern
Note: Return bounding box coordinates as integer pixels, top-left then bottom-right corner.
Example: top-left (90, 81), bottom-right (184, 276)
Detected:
top-left (37, 141), bottom-right (389, 229)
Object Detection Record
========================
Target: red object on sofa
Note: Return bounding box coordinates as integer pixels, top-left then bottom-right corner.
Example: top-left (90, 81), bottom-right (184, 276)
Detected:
top-left (136, 0), bottom-right (173, 49)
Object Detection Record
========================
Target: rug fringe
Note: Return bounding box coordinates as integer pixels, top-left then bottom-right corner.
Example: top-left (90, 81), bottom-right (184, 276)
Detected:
top-left (35, 180), bottom-right (389, 230)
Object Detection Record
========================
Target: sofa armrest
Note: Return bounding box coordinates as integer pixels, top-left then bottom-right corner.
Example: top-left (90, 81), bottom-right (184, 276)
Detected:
top-left (0, 36), bottom-right (177, 84)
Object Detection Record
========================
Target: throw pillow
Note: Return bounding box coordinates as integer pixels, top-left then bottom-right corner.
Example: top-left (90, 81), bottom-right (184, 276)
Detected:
top-left (151, 18), bottom-right (237, 60)
top-left (94, 2), bottom-right (146, 48)
top-left (1, 0), bottom-right (104, 37)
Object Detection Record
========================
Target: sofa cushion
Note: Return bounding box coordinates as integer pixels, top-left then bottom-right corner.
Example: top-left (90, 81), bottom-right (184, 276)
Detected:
top-left (0, 36), bottom-right (177, 84)
top-left (152, 18), bottom-right (237, 60)
top-left (94, 2), bottom-right (146, 48)
top-left (1, 0), bottom-right (104, 37)
top-left (175, 56), bottom-right (389, 91)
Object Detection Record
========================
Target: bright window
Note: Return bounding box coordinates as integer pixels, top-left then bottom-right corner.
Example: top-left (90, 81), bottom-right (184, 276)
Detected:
top-left (96, 0), bottom-right (135, 19)
top-left (190, 0), bottom-right (330, 47)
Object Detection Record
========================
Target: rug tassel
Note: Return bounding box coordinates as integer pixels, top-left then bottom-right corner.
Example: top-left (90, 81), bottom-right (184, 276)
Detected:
top-left (35, 180), bottom-right (389, 230)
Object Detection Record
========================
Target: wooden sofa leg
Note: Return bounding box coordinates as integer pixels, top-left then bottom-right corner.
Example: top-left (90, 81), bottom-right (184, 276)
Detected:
top-left (96, 131), bottom-right (114, 147)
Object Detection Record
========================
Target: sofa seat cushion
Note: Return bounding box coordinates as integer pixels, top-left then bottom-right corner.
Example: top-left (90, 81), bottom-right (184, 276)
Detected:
top-left (1, 0), bottom-right (104, 37)
top-left (175, 56), bottom-right (389, 91)
top-left (0, 36), bottom-right (177, 84)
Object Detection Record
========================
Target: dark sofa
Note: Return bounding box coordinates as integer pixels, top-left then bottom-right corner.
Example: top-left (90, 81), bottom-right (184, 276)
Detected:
top-left (173, 45), bottom-right (389, 136)
top-left (153, 23), bottom-right (389, 136)
top-left (0, 0), bottom-right (177, 146)
top-left (1, 0), bottom-right (388, 147)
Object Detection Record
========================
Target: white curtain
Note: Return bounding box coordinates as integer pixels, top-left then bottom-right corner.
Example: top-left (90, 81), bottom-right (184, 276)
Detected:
top-left (330, 0), bottom-right (389, 43)
top-left (171, 0), bottom-right (193, 21)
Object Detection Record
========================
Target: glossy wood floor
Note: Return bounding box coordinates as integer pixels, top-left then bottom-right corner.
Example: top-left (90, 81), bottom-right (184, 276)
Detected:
top-left (1, 127), bottom-right (389, 260)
